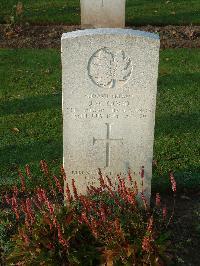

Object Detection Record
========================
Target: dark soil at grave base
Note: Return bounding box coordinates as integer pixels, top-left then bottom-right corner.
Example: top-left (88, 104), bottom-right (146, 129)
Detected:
top-left (152, 192), bottom-right (200, 266)
top-left (0, 24), bottom-right (200, 49)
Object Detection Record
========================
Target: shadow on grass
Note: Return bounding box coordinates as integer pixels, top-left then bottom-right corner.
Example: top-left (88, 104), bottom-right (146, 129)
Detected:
top-left (0, 140), bottom-right (62, 167)
top-left (158, 72), bottom-right (199, 87)
top-left (152, 168), bottom-right (200, 194)
top-left (23, 6), bottom-right (80, 24)
top-left (0, 93), bottom-right (61, 116)
top-left (126, 11), bottom-right (200, 26)
top-left (0, 139), bottom-right (62, 190)
top-left (155, 112), bottom-right (199, 135)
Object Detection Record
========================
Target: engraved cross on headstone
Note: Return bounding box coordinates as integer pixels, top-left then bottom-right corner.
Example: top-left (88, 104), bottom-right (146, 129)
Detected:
top-left (93, 123), bottom-right (123, 167)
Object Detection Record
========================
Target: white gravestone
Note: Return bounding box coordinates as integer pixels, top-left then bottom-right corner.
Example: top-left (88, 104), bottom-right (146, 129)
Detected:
top-left (80, 0), bottom-right (126, 28)
top-left (62, 29), bottom-right (160, 200)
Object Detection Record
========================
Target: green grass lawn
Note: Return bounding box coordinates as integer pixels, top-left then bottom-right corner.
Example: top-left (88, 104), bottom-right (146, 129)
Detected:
top-left (0, 0), bottom-right (199, 26)
top-left (0, 48), bottom-right (199, 193)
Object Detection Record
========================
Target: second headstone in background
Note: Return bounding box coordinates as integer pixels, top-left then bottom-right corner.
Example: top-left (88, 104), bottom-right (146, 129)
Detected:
top-left (80, 0), bottom-right (126, 28)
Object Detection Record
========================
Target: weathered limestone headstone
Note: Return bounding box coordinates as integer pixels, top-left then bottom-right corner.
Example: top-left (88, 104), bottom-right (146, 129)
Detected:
top-left (62, 29), bottom-right (160, 200)
top-left (80, 0), bottom-right (126, 28)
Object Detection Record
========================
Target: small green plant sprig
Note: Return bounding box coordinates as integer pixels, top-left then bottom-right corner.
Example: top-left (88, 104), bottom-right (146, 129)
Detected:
top-left (1, 161), bottom-right (176, 265)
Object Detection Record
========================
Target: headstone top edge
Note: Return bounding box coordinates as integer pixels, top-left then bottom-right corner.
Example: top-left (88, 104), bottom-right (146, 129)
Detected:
top-left (61, 28), bottom-right (160, 42)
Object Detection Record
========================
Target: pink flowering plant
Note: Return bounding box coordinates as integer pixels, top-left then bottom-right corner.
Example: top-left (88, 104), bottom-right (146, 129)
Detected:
top-left (1, 161), bottom-right (176, 265)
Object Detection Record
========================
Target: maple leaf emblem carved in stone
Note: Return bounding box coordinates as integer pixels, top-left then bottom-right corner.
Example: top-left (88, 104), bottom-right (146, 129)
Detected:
top-left (88, 48), bottom-right (133, 89)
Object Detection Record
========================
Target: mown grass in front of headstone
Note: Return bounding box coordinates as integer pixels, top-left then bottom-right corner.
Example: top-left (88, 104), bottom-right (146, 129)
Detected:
top-left (0, 48), bottom-right (199, 192)
top-left (0, 0), bottom-right (199, 25)
top-left (0, 49), bottom-right (63, 190)
top-left (154, 48), bottom-right (200, 191)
